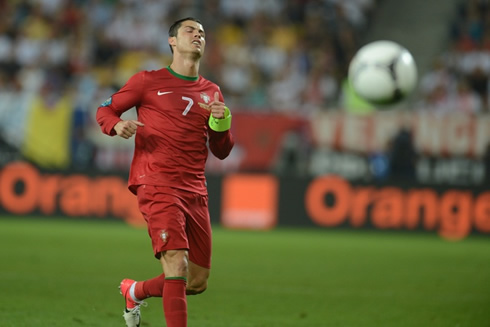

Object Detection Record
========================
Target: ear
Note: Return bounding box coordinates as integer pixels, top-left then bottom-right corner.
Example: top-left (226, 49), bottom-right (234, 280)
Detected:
top-left (168, 36), bottom-right (176, 48)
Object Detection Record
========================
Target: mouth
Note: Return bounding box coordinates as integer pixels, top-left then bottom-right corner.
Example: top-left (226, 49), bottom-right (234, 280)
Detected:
top-left (192, 40), bottom-right (202, 47)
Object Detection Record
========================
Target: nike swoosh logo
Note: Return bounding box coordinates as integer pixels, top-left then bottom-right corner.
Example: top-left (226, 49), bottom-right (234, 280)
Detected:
top-left (157, 91), bottom-right (173, 96)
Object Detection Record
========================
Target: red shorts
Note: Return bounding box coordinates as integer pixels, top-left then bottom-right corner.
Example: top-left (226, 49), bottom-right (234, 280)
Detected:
top-left (136, 184), bottom-right (212, 269)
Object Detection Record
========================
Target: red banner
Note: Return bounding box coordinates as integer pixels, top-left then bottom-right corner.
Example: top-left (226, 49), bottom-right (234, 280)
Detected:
top-left (228, 112), bottom-right (490, 172)
top-left (230, 112), bottom-right (310, 170)
top-left (310, 111), bottom-right (490, 157)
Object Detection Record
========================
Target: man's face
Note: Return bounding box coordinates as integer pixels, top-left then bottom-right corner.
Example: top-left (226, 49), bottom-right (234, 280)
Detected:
top-left (170, 20), bottom-right (206, 58)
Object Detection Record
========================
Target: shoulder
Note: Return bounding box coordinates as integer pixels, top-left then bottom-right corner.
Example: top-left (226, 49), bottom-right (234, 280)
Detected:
top-left (198, 75), bottom-right (215, 86)
top-left (138, 68), bottom-right (170, 80)
top-left (198, 75), bottom-right (221, 91)
top-left (125, 68), bottom-right (171, 87)
top-left (126, 70), bottom-right (148, 84)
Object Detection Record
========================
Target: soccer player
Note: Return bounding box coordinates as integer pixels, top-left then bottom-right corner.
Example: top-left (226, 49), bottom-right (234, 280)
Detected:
top-left (96, 17), bottom-right (234, 327)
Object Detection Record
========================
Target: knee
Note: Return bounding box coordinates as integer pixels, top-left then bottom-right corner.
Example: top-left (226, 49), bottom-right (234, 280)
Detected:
top-left (186, 277), bottom-right (208, 295)
top-left (160, 250), bottom-right (188, 277)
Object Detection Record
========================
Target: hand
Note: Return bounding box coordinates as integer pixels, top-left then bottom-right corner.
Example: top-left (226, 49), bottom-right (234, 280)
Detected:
top-left (113, 120), bottom-right (144, 139)
top-left (208, 92), bottom-right (226, 119)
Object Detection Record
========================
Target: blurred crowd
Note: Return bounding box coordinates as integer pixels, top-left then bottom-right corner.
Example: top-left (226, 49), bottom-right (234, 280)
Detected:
top-left (417, 0), bottom-right (490, 115)
top-left (0, 0), bottom-right (377, 110)
top-left (0, 0), bottom-right (487, 173)
top-left (0, 0), bottom-right (376, 171)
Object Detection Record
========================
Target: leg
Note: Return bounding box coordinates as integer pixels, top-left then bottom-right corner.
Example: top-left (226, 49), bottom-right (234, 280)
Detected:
top-left (160, 249), bottom-right (188, 327)
top-left (186, 260), bottom-right (210, 295)
top-left (131, 186), bottom-right (211, 326)
top-left (132, 258), bottom-right (209, 300)
top-left (133, 274), bottom-right (166, 299)
top-left (185, 192), bottom-right (212, 295)
top-left (160, 249), bottom-right (189, 277)
top-left (123, 185), bottom-right (190, 326)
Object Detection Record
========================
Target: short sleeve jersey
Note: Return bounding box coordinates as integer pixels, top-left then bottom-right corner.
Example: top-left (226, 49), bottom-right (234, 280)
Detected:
top-left (96, 67), bottom-right (233, 195)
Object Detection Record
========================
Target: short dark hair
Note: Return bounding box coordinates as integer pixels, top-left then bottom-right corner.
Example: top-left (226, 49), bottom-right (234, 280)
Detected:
top-left (168, 17), bottom-right (202, 53)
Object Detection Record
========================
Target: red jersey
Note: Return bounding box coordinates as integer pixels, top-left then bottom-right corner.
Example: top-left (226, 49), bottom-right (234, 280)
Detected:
top-left (96, 67), bottom-right (234, 195)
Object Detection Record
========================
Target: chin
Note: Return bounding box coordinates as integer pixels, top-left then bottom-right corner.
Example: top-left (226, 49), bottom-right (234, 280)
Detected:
top-left (193, 50), bottom-right (203, 59)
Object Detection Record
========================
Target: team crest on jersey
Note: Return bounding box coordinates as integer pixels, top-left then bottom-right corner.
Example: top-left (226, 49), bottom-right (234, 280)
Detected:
top-left (200, 92), bottom-right (211, 103)
top-left (160, 230), bottom-right (168, 244)
top-left (99, 97), bottom-right (112, 107)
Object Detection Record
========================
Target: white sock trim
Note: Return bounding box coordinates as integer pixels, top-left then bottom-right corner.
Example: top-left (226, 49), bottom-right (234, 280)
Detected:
top-left (129, 282), bottom-right (142, 303)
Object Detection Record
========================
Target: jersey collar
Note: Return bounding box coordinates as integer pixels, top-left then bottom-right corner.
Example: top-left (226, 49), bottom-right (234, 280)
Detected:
top-left (166, 66), bottom-right (199, 81)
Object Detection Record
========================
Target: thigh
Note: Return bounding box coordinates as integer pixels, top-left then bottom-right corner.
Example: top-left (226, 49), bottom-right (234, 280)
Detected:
top-left (137, 185), bottom-right (189, 258)
top-left (186, 193), bottom-right (212, 269)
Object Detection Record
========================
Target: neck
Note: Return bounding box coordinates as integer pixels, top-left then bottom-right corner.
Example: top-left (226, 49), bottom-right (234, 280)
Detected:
top-left (169, 55), bottom-right (200, 78)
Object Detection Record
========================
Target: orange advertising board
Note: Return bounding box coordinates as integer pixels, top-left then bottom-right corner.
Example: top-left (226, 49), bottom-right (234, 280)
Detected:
top-left (0, 161), bottom-right (144, 226)
top-left (221, 174), bottom-right (278, 230)
top-left (0, 163), bottom-right (488, 241)
top-left (304, 175), bottom-right (490, 240)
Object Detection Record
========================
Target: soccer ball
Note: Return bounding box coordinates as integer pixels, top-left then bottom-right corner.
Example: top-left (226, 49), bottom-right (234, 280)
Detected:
top-left (348, 40), bottom-right (418, 106)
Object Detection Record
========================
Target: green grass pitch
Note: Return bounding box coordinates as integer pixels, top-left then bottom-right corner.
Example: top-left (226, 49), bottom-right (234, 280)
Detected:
top-left (0, 216), bottom-right (489, 327)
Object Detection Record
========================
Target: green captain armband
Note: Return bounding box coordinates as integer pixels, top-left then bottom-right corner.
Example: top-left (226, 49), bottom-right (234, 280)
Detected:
top-left (208, 106), bottom-right (232, 132)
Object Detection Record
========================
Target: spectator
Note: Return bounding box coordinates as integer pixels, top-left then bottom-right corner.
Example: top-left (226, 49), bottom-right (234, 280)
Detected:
top-left (387, 127), bottom-right (418, 180)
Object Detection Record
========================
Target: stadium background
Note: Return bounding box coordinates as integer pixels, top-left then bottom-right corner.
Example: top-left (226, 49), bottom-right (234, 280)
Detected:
top-left (0, 0), bottom-right (489, 326)
top-left (1, 0), bottom-right (489, 238)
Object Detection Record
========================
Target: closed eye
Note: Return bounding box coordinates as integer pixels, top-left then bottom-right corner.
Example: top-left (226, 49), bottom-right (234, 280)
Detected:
top-left (185, 27), bottom-right (205, 39)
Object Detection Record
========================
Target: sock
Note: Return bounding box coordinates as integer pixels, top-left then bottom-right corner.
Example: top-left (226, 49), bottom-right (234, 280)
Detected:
top-left (128, 282), bottom-right (141, 303)
top-left (163, 277), bottom-right (187, 327)
top-left (134, 274), bottom-right (166, 299)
